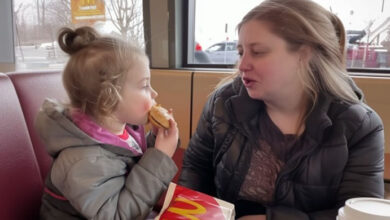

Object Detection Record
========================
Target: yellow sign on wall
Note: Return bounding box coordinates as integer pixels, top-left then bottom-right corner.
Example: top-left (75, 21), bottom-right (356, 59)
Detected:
top-left (71, 0), bottom-right (105, 24)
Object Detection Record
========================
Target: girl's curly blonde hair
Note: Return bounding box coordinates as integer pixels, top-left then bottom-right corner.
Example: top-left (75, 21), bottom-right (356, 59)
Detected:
top-left (58, 26), bottom-right (148, 121)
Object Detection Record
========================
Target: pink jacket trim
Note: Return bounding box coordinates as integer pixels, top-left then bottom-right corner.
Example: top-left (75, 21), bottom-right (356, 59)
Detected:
top-left (70, 109), bottom-right (146, 155)
top-left (44, 187), bottom-right (68, 201)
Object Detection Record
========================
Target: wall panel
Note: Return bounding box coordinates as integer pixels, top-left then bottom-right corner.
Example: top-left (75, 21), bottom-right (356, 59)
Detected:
top-left (151, 69), bottom-right (192, 149)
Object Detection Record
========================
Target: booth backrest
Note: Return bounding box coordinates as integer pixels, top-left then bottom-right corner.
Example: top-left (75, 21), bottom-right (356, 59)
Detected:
top-left (0, 73), bottom-right (42, 220)
top-left (0, 70), bottom-right (186, 219)
top-left (8, 71), bottom-right (68, 181)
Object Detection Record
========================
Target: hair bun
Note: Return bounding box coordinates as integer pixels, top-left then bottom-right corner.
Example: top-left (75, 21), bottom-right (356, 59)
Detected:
top-left (58, 26), bottom-right (100, 55)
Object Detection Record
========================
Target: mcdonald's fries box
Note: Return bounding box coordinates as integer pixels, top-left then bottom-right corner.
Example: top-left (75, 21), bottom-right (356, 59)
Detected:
top-left (155, 183), bottom-right (235, 220)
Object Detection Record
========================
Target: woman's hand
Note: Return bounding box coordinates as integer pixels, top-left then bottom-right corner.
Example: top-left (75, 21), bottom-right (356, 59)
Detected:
top-left (237, 215), bottom-right (266, 220)
top-left (154, 109), bottom-right (179, 157)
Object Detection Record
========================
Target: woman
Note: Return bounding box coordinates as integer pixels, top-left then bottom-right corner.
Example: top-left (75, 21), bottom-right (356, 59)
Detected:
top-left (179, 0), bottom-right (385, 219)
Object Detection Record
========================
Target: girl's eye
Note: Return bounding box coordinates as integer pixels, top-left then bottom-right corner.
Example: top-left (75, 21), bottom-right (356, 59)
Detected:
top-left (143, 81), bottom-right (152, 89)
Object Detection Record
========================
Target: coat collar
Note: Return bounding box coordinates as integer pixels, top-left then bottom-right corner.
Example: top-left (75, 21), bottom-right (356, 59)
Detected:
top-left (70, 109), bottom-right (146, 156)
top-left (227, 77), bottom-right (263, 123)
top-left (304, 94), bottom-right (333, 139)
top-left (225, 77), bottom-right (333, 140)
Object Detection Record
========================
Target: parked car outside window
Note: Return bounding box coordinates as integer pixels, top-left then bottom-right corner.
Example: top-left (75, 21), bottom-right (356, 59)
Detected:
top-left (205, 41), bottom-right (239, 64)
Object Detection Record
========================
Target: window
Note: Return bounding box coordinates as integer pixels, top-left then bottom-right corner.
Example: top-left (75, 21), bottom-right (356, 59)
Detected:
top-left (189, 0), bottom-right (390, 70)
top-left (13, 0), bottom-right (144, 70)
top-left (204, 41), bottom-right (239, 64)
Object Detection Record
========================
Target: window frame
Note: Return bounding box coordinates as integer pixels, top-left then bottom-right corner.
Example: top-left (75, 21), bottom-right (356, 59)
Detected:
top-left (181, 0), bottom-right (390, 74)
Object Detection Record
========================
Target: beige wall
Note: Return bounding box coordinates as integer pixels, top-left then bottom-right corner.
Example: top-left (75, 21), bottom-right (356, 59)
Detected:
top-left (354, 77), bottom-right (390, 153)
top-left (150, 69), bottom-right (192, 149)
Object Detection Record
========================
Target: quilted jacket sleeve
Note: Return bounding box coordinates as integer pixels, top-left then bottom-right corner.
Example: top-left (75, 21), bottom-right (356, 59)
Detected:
top-left (179, 92), bottom-right (217, 196)
top-left (267, 105), bottom-right (385, 220)
top-left (334, 105), bottom-right (384, 203)
top-left (51, 147), bottom-right (177, 220)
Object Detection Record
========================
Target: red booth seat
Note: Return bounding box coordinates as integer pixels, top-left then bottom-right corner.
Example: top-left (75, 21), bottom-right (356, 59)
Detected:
top-left (0, 71), bottom-right (185, 219)
top-left (0, 73), bottom-right (43, 219)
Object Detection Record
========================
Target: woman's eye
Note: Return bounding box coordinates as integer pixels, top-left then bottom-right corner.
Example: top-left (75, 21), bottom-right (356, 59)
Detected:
top-left (238, 50), bottom-right (266, 57)
top-left (252, 50), bottom-right (268, 56)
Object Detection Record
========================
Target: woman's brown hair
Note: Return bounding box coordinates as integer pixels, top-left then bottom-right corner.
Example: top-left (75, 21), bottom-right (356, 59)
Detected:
top-left (219, 0), bottom-right (358, 107)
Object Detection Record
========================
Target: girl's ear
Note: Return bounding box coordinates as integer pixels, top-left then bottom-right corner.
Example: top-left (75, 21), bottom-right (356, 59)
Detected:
top-left (298, 45), bottom-right (312, 63)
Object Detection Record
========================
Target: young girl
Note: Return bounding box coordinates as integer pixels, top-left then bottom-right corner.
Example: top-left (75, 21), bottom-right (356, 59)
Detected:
top-left (35, 26), bottom-right (179, 220)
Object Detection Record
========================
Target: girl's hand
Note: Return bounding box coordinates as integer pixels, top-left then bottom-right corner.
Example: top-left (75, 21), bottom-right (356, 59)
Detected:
top-left (151, 124), bottom-right (159, 136)
top-left (154, 109), bottom-right (179, 157)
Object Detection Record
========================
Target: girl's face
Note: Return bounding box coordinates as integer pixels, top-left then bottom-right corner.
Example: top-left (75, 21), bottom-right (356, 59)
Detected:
top-left (237, 19), bottom-right (305, 102)
top-left (114, 57), bottom-right (157, 125)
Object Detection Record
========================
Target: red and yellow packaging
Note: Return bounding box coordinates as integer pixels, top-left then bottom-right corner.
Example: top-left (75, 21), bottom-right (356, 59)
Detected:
top-left (155, 183), bottom-right (235, 220)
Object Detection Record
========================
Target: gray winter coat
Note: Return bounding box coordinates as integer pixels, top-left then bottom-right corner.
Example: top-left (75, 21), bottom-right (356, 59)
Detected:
top-left (179, 77), bottom-right (385, 220)
top-left (36, 99), bottom-right (177, 220)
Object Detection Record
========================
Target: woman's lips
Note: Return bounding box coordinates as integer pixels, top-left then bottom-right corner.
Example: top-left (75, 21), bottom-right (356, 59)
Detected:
top-left (242, 77), bottom-right (255, 87)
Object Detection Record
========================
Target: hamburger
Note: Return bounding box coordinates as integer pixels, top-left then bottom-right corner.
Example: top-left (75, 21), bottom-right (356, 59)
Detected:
top-left (148, 104), bottom-right (171, 129)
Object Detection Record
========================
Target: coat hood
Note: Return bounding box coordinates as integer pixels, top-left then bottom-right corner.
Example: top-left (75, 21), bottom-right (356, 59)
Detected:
top-left (35, 99), bottom-right (100, 157)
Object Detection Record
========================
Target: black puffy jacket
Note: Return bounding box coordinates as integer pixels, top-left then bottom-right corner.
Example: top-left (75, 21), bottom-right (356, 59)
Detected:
top-left (179, 77), bottom-right (384, 220)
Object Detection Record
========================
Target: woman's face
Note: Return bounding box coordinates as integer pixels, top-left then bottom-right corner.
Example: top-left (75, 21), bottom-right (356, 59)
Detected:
top-left (114, 57), bottom-right (158, 125)
top-left (237, 19), bottom-right (305, 102)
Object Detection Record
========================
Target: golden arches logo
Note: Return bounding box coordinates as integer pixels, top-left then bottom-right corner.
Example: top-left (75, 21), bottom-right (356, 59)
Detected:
top-left (80, 0), bottom-right (95, 5)
top-left (166, 197), bottom-right (207, 220)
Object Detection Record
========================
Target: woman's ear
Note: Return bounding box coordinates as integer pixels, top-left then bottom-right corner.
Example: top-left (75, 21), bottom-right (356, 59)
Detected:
top-left (298, 45), bottom-right (312, 63)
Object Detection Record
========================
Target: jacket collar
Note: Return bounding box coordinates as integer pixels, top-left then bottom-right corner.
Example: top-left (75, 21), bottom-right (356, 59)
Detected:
top-left (71, 109), bottom-right (146, 155)
top-left (225, 77), bottom-right (333, 140)
top-left (304, 94), bottom-right (332, 139)
top-left (227, 77), bottom-right (263, 123)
